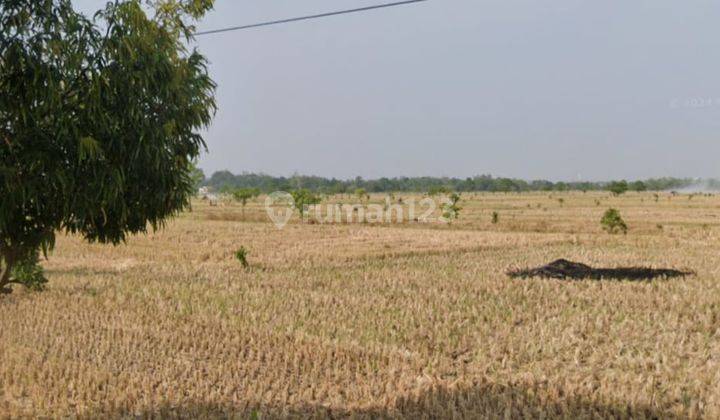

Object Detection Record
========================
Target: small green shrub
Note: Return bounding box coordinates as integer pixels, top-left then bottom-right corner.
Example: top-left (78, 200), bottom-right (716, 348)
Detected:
top-left (442, 193), bottom-right (462, 221)
top-left (354, 188), bottom-right (369, 203)
top-left (11, 252), bottom-right (48, 291)
top-left (601, 208), bottom-right (627, 234)
top-left (235, 246), bottom-right (249, 268)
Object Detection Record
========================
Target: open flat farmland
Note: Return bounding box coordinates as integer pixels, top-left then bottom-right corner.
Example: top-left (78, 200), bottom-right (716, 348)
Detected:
top-left (1, 192), bottom-right (719, 418)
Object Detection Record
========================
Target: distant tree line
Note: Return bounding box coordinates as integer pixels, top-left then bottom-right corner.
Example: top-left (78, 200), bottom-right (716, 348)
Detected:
top-left (200, 170), bottom-right (716, 194)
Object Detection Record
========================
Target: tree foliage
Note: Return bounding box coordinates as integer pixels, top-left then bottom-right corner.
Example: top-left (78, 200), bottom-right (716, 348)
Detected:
top-left (290, 189), bottom-right (321, 218)
top-left (0, 0), bottom-right (216, 292)
top-left (189, 162), bottom-right (206, 191)
top-left (428, 185), bottom-right (450, 196)
top-left (629, 181), bottom-right (647, 192)
top-left (607, 180), bottom-right (629, 196)
top-left (232, 188), bottom-right (260, 214)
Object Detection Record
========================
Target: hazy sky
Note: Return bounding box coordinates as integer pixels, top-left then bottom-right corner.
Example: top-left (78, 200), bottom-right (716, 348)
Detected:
top-left (75, 1), bottom-right (720, 181)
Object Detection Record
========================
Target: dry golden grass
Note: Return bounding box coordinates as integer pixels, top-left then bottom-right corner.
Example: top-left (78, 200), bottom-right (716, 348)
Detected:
top-left (1, 192), bottom-right (719, 418)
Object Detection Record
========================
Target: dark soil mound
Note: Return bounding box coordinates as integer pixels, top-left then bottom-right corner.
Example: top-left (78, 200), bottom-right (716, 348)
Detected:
top-left (508, 259), bottom-right (693, 281)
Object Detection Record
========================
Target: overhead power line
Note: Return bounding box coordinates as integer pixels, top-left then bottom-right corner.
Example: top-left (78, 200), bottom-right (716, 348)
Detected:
top-left (194, 0), bottom-right (429, 37)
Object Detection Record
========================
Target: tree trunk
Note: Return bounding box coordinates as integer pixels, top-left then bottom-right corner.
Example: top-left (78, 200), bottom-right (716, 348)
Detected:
top-left (0, 248), bottom-right (16, 294)
top-left (0, 268), bottom-right (12, 293)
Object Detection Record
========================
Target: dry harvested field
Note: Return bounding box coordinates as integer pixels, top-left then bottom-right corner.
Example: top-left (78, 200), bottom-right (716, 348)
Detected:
top-left (1, 192), bottom-right (720, 418)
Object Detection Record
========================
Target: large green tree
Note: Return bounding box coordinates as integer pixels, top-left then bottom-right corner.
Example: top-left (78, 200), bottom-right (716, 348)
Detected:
top-left (0, 0), bottom-right (216, 292)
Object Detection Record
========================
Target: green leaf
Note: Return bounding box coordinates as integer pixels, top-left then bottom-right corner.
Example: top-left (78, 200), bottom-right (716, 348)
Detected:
top-left (78, 136), bottom-right (103, 161)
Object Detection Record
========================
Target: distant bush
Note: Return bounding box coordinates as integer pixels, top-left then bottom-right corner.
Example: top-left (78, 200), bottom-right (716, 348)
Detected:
top-left (607, 181), bottom-right (629, 196)
top-left (491, 211), bottom-right (499, 224)
top-left (601, 208), bottom-right (627, 234)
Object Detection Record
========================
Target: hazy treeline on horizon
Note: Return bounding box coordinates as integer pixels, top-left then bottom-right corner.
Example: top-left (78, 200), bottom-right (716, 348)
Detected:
top-left (201, 170), bottom-right (720, 194)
